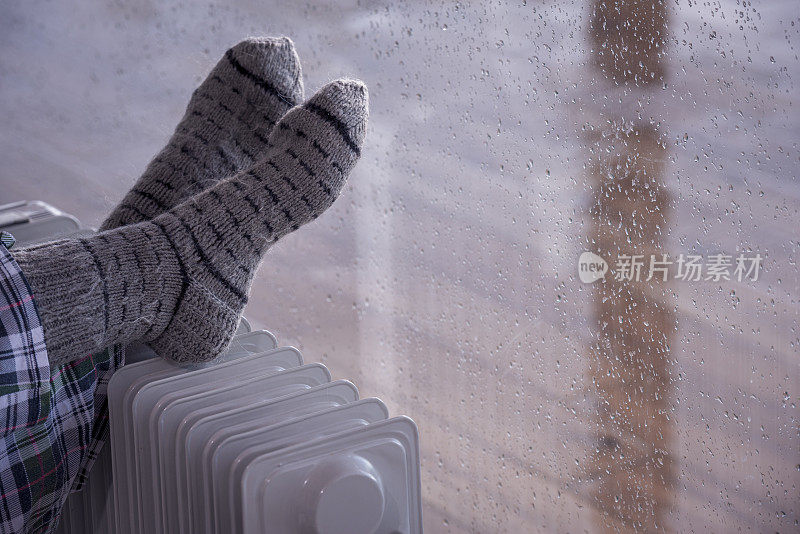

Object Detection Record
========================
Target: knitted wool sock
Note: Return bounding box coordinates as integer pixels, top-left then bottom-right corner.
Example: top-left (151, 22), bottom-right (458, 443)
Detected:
top-left (100, 36), bottom-right (304, 231)
top-left (14, 80), bottom-right (367, 367)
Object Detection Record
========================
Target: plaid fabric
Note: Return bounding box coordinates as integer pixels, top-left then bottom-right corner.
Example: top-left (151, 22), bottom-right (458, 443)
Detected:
top-left (0, 233), bottom-right (14, 251)
top-left (0, 239), bottom-right (123, 534)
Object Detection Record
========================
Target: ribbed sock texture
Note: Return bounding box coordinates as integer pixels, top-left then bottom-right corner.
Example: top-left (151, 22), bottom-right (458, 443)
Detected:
top-left (14, 80), bottom-right (368, 366)
top-left (100, 37), bottom-right (304, 231)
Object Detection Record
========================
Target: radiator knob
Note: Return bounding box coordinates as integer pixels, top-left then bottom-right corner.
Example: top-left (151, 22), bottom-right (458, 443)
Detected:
top-left (300, 454), bottom-right (385, 534)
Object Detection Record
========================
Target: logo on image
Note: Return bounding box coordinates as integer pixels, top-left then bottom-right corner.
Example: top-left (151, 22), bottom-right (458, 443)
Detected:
top-left (577, 251), bottom-right (762, 283)
top-left (578, 252), bottom-right (608, 283)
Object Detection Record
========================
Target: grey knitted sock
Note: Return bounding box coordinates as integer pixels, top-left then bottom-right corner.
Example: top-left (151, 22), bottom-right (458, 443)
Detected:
top-left (14, 80), bottom-right (368, 367)
top-left (100, 36), bottom-right (304, 231)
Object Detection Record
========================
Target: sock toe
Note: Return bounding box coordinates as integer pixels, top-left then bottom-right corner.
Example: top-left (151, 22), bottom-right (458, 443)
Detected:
top-left (304, 79), bottom-right (369, 151)
top-left (227, 36), bottom-right (304, 106)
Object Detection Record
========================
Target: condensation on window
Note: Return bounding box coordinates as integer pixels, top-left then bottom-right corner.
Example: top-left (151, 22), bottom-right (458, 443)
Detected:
top-left (1, 0), bottom-right (797, 531)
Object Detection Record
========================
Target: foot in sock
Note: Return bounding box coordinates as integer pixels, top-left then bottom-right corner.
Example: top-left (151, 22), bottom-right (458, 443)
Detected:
top-left (100, 36), bottom-right (304, 231)
top-left (13, 80), bottom-right (368, 366)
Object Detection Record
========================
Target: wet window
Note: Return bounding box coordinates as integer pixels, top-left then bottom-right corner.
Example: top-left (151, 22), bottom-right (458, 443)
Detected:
top-left (2, 0), bottom-right (797, 531)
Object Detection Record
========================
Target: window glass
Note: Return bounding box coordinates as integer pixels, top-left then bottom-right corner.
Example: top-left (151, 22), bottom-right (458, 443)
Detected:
top-left (1, 1), bottom-right (797, 531)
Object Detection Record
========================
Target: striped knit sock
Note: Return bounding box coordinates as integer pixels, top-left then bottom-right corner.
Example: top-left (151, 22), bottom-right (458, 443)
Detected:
top-left (14, 80), bottom-right (368, 366)
top-left (100, 36), bottom-right (304, 231)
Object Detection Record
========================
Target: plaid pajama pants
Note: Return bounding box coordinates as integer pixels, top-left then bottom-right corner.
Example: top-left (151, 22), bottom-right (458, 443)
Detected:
top-left (0, 237), bottom-right (122, 533)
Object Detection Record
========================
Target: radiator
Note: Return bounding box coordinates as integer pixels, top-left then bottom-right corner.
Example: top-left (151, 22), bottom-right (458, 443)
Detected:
top-left (1, 201), bottom-right (422, 534)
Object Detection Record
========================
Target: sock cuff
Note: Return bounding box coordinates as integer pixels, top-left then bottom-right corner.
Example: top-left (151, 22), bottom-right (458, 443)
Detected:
top-left (13, 240), bottom-right (108, 367)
